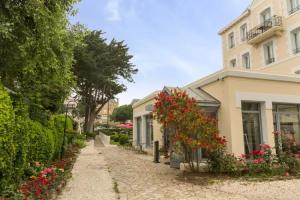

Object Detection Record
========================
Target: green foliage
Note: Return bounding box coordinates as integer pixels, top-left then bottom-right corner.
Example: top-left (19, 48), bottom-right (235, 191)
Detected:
top-left (0, 0), bottom-right (80, 112)
top-left (84, 132), bottom-right (96, 140)
top-left (74, 30), bottom-right (137, 132)
top-left (75, 138), bottom-right (86, 149)
top-left (0, 84), bottom-right (16, 190)
top-left (111, 105), bottom-right (133, 123)
top-left (111, 133), bottom-right (129, 145)
top-left (207, 147), bottom-right (241, 175)
top-left (119, 134), bottom-right (129, 145)
top-left (27, 120), bottom-right (55, 163)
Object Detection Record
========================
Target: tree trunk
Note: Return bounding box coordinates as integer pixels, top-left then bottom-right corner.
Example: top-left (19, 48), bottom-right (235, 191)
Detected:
top-left (85, 111), bottom-right (96, 133)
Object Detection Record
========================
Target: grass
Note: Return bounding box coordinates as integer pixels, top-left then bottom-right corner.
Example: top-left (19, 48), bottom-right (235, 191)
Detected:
top-left (112, 178), bottom-right (120, 199)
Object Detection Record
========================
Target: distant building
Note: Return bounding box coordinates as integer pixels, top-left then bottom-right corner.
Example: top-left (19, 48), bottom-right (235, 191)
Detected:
top-left (96, 99), bottom-right (119, 124)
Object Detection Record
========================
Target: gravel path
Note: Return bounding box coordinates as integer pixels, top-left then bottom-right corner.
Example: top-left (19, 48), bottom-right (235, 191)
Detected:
top-left (58, 140), bottom-right (115, 200)
top-left (101, 146), bottom-right (300, 200)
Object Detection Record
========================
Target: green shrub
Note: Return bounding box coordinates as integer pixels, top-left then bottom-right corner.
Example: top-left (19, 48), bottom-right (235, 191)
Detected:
top-left (27, 120), bottom-right (55, 163)
top-left (85, 132), bottom-right (96, 139)
top-left (0, 85), bottom-right (16, 191)
top-left (119, 134), bottom-right (129, 145)
top-left (75, 138), bottom-right (86, 149)
top-left (207, 147), bottom-right (242, 175)
top-left (111, 133), bottom-right (119, 142)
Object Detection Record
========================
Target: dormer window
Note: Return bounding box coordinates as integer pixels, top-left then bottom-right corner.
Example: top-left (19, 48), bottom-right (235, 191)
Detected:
top-left (228, 32), bottom-right (235, 48)
top-left (264, 41), bottom-right (275, 65)
top-left (291, 28), bottom-right (300, 54)
top-left (288, 0), bottom-right (300, 14)
top-left (242, 52), bottom-right (250, 69)
top-left (240, 24), bottom-right (247, 42)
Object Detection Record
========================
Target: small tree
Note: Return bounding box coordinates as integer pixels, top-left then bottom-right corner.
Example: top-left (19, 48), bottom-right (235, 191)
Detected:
top-left (111, 105), bottom-right (133, 123)
top-left (154, 90), bottom-right (226, 171)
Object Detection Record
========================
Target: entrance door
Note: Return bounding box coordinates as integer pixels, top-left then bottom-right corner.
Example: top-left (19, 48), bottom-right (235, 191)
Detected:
top-left (242, 102), bottom-right (263, 154)
top-left (136, 117), bottom-right (141, 145)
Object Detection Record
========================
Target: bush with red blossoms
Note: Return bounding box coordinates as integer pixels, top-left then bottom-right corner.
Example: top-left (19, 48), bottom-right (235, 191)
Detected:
top-left (18, 161), bottom-right (67, 200)
top-left (154, 90), bottom-right (226, 171)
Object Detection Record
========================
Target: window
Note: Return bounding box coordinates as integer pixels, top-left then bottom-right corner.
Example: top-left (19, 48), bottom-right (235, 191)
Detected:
top-left (145, 115), bottom-right (153, 148)
top-left (260, 8), bottom-right (271, 23)
top-left (273, 104), bottom-right (300, 153)
top-left (230, 59), bottom-right (237, 68)
top-left (242, 52), bottom-right (250, 69)
top-left (228, 32), bottom-right (235, 48)
top-left (242, 102), bottom-right (262, 154)
top-left (136, 117), bottom-right (142, 145)
top-left (264, 41), bottom-right (275, 64)
top-left (291, 28), bottom-right (300, 54)
top-left (288, 0), bottom-right (300, 14)
top-left (240, 24), bottom-right (248, 42)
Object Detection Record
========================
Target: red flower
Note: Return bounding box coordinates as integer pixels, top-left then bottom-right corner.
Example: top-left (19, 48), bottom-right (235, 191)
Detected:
top-left (35, 187), bottom-right (41, 196)
top-left (294, 153), bottom-right (300, 158)
top-left (260, 144), bottom-right (271, 150)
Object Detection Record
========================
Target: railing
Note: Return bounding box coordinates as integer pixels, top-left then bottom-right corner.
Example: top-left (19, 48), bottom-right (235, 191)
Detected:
top-left (294, 47), bottom-right (300, 54)
top-left (247, 15), bottom-right (283, 41)
top-left (266, 58), bottom-right (275, 64)
top-left (289, 5), bottom-right (300, 15)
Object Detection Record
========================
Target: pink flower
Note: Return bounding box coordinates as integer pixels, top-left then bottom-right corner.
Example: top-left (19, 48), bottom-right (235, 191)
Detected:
top-left (251, 150), bottom-right (264, 156)
top-left (294, 154), bottom-right (300, 158)
top-left (260, 144), bottom-right (271, 150)
top-left (252, 158), bottom-right (264, 164)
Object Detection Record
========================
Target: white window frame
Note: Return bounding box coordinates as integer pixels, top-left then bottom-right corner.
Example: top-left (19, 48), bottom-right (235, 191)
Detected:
top-left (291, 28), bottom-right (300, 54)
top-left (228, 32), bottom-right (235, 49)
top-left (260, 7), bottom-right (272, 23)
top-left (240, 23), bottom-right (248, 42)
top-left (264, 41), bottom-right (275, 65)
top-left (242, 52), bottom-right (251, 69)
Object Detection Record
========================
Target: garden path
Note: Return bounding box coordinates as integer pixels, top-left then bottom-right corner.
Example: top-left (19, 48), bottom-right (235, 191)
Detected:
top-left (101, 146), bottom-right (300, 200)
top-left (58, 140), bottom-right (116, 200)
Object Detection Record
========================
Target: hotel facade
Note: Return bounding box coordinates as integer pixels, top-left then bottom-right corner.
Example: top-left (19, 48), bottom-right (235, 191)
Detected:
top-left (133, 0), bottom-right (300, 156)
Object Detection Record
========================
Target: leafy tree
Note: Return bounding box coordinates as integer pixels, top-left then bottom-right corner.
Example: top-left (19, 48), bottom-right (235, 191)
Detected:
top-left (111, 105), bottom-right (133, 123)
top-left (74, 31), bottom-right (137, 132)
top-left (0, 0), bottom-right (80, 112)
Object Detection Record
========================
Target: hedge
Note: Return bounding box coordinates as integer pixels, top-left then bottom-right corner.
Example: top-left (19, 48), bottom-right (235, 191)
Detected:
top-left (0, 84), bottom-right (75, 192)
top-left (0, 84), bottom-right (16, 191)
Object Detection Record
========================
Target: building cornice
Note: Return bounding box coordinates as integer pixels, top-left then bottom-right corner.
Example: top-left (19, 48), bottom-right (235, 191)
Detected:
top-left (132, 90), bottom-right (161, 109)
top-left (185, 70), bottom-right (300, 89)
top-left (218, 9), bottom-right (251, 35)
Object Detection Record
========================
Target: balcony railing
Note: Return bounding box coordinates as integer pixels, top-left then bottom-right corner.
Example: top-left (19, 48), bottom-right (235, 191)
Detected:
top-left (294, 47), bottom-right (300, 54)
top-left (266, 58), bottom-right (275, 65)
top-left (289, 5), bottom-right (300, 15)
top-left (247, 15), bottom-right (283, 43)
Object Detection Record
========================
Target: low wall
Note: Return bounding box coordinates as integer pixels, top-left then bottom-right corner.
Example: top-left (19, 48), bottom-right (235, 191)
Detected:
top-left (97, 131), bottom-right (111, 146)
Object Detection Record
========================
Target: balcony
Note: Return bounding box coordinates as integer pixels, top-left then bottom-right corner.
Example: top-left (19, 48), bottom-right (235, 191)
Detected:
top-left (247, 16), bottom-right (284, 45)
top-left (289, 5), bottom-right (300, 15)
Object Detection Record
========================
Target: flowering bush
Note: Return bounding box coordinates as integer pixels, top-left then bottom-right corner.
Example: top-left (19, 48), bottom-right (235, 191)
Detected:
top-left (154, 90), bottom-right (226, 171)
top-left (239, 144), bottom-right (273, 175)
top-left (274, 132), bottom-right (300, 173)
top-left (19, 161), bottom-right (67, 200)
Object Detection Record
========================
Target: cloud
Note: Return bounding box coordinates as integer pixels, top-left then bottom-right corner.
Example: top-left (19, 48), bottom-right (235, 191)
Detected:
top-left (105, 0), bottom-right (121, 21)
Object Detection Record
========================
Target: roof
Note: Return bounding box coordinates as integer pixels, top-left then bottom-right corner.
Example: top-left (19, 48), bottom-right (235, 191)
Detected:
top-left (218, 9), bottom-right (250, 35)
top-left (132, 90), bottom-right (161, 108)
top-left (184, 69), bottom-right (300, 89)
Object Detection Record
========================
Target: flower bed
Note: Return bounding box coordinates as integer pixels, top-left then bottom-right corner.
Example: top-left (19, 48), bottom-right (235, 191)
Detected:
top-left (2, 144), bottom-right (81, 200)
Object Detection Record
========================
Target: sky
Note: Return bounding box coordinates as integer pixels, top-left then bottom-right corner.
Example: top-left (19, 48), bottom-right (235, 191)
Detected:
top-left (70, 0), bottom-right (251, 105)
